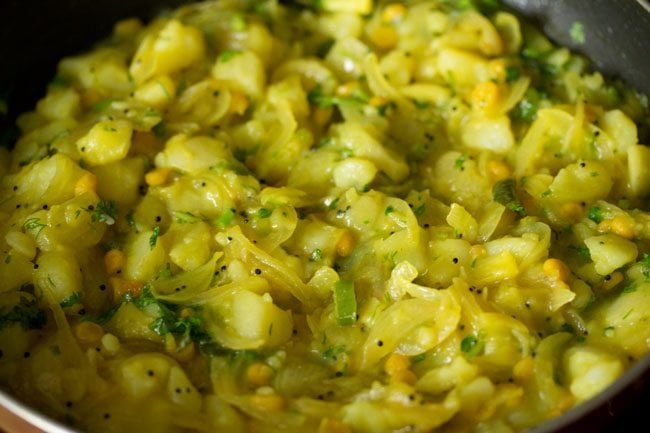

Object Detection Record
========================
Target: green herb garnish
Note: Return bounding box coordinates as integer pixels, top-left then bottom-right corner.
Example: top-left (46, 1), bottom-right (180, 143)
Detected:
top-left (492, 178), bottom-right (526, 216)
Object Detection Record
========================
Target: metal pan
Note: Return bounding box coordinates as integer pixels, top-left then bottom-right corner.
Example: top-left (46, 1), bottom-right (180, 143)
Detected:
top-left (0, 1), bottom-right (649, 432)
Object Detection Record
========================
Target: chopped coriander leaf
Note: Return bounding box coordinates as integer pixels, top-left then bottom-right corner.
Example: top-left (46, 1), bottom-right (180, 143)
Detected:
top-left (622, 283), bottom-right (637, 294)
top-left (293, 0), bottom-right (325, 11)
top-left (560, 323), bottom-right (574, 333)
top-left (570, 21), bottom-right (586, 45)
top-left (307, 84), bottom-right (369, 109)
top-left (587, 206), bottom-right (603, 223)
top-left (640, 253), bottom-right (650, 281)
top-left (230, 13), bottom-right (247, 32)
top-left (0, 298), bottom-right (47, 331)
top-left (440, 0), bottom-right (500, 13)
top-left (411, 353), bottom-right (426, 364)
top-left (511, 88), bottom-right (542, 123)
top-left (157, 263), bottom-right (173, 279)
top-left (574, 246), bottom-right (591, 262)
top-left (413, 204), bottom-right (426, 216)
top-left (174, 211), bottom-right (199, 224)
top-left (327, 197), bottom-right (340, 210)
top-left (23, 217), bottom-right (47, 238)
top-left (133, 287), bottom-right (211, 347)
top-left (385, 205), bottom-right (395, 215)
top-left (49, 75), bottom-right (67, 87)
top-left (453, 154), bottom-right (466, 170)
top-left (176, 79), bottom-right (188, 96)
top-left (149, 226), bottom-right (160, 250)
top-left (59, 292), bottom-right (82, 308)
top-left (92, 98), bottom-right (114, 112)
top-left (258, 208), bottom-right (272, 218)
top-left (315, 38), bottom-right (335, 58)
top-left (219, 50), bottom-right (241, 63)
top-left (310, 248), bottom-right (323, 262)
top-left (216, 208), bottom-right (235, 227)
top-left (152, 121), bottom-right (167, 138)
top-left (505, 66), bottom-right (520, 82)
top-left (126, 211), bottom-right (136, 230)
top-left (460, 334), bottom-right (483, 358)
top-left (143, 107), bottom-right (160, 117)
top-left (492, 178), bottom-right (526, 216)
top-left (91, 200), bottom-right (118, 225)
top-left (321, 345), bottom-right (346, 362)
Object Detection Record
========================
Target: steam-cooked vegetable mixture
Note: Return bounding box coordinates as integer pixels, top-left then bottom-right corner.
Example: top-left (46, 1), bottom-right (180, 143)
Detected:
top-left (1, 1), bottom-right (649, 432)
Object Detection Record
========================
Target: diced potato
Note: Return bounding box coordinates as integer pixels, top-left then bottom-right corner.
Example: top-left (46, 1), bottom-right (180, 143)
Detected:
top-left (458, 377), bottom-right (496, 415)
top-left (470, 251), bottom-right (519, 286)
top-left (494, 12), bottom-right (522, 54)
top-left (426, 239), bottom-right (472, 286)
top-left (549, 161), bottom-right (613, 202)
top-left (30, 192), bottom-right (106, 251)
top-left (92, 157), bottom-right (145, 208)
top-left (342, 393), bottom-right (458, 433)
top-left (563, 346), bottom-right (623, 401)
top-left (600, 109), bottom-right (637, 154)
top-left (168, 222), bottom-right (212, 271)
top-left (119, 353), bottom-right (172, 398)
top-left (59, 48), bottom-right (133, 94)
top-left (157, 174), bottom-right (239, 220)
top-left (287, 149), bottom-right (339, 196)
top-left (167, 366), bottom-right (202, 410)
top-left (437, 48), bottom-right (489, 89)
top-left (333, 158), bottom-right (378, 190)
top-left (416, 356), bottom-right (478, 394)
top-left (212, 50), bottom-right (266, 100)
top-left (248, 115), bottom-right (308, 184)
top-left (206, 290), bottom-right (293, 349)
top-left (441, 11), bottom-right (503, 56)
top-left (589, 283), bottom-right (650, 358)
top-left (16, 153), bottom-right (85, 205)
top-left (0, 252), bottom-right (33, 293)
top-left (108, 302), bottom-right (160, 342)
top-left (627, 144), bottom-right (650, 198)
top-left (431, 151), bottom-right (491, 215)
top-left (333, 122), bottom-right (408, 182)
top-left (124, 229), bottom-right (167, 282)
top-left (266, 76), bottom-right (310, 122)
top-left (132, 191), bottom-right (171, 232)
top-left (154, 134), bottom-right (231, 175)
top-left (77, 119), bottom-right (133, 166)
top-left (447, 203), bottom-right (478, 243)
top-left (34, 251), bottom-right (82, 306)
top-left (461, 115), bottom-right (514, 154)
top-left (130, 20), bottom-right (206, 84)
top-left (204, 395), bottom-right (246, 433)
top-left (380, 50), bottom-right (415, 88)
top-left (134, 75), bottom-right (177, 108)
top-left (360, 295), bottom-right (460, 368)
top-left (5, 230), bottom-right (37, 260)
top-left (584, 234), bottom-right (638, 275)
top-left (325, 37), bottom-right (370, 81)
top-left (291, 219), bottom-right (345, 265)
top-left (36, 87), bottom-right (81, 120)
top-left (321, 0), bottom-right (372, 14)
